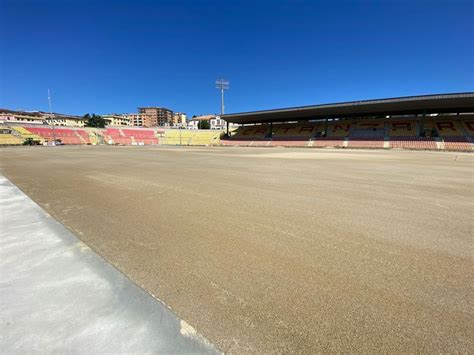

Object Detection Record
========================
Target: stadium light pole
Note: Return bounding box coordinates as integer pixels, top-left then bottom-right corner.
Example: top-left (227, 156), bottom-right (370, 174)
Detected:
top-left (48, 88), bottom-right (56, 144)
top-left (215, 78), bottom-right (229, 115)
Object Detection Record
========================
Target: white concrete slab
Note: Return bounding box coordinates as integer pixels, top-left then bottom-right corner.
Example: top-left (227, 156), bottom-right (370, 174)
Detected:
top-left (0, 175), bottom-right (218, 354)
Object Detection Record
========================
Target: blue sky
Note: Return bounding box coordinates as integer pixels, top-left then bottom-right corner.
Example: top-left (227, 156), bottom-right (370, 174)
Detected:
top-left (1, 0), bottom-right (473, 116)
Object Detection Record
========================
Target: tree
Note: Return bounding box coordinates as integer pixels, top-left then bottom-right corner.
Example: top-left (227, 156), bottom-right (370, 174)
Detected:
top-left (23, 137), bottom-right (40, 145)
top-left (84, 113), bottom-right (106, 128)
top-left (199, 120), bottom-right (210, 129)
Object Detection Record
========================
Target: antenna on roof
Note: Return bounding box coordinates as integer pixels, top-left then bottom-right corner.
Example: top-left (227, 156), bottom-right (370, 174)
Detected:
top-left (215, 78), bottom-right (229, 115)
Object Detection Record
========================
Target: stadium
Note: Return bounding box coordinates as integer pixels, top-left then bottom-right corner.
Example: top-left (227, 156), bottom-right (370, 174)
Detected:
top-left (1, 92), bottom-right (473, 353)
top-left (2, 0), bottom-right (474, 352)
top-left (1, 93), bottom-right (474, 151)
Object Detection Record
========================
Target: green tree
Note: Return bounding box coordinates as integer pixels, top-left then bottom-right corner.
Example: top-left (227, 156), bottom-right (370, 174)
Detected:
top-left (84, 113), bottom-right (106, 128)
top-left (199, 120), bottom-right (210, 129)
top-left (23, 137), bottom-right (40, 145)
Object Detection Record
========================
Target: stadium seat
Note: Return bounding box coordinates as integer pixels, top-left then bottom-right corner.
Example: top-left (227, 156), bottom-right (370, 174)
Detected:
top-left (426, 119), bottom-right (471, 151)
top-left (347, 138), bottom-right (384, 148)
top-left (327, 123), bottom-right (351, 138)
top-left (265, 123), bottom-right (315, 147)
top-left (389, 121), bottom-right (418, 137)
top-left (120, 128), bottom-right (158, 145)
top-left (232, 125), bottom-right (270, 139)
top-left (348, 120), bottom-right (385, 148)
top-left (24, 126), bottom-right (88, 144)
top-left (442, 137), bottom-right (472, 151)
top-left (390, 137), bottom-right (437, 150)
top-left (272, 123), bottom-right (316, 138)
top-left (10, 126), bottom-right (44, 143)
top-left (269, 138), bottom-right (310, 147)
top-left (160, 129), bottom-right (220, 146)
top-left (433, 120), bottom-right (465, 137)
top-left (312, 137), bottom-right (345, 148)
top-left (0, 133), bottom-right (23, 145)
top-left (104, 128), bottom-right (133, 145)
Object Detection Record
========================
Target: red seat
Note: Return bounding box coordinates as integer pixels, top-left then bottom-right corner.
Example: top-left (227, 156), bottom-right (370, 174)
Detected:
top-left (348, 138), bottom-right (384, 148)
top-left (443, 137), bottom-right (472, 151)
top-left (390, 137), bottom-right (437, 149)
top-left (312, 138), bottom-right (344, 148)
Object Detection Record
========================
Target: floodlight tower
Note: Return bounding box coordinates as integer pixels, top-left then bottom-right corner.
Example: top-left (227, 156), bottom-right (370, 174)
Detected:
top-left (48, 88), bottom-right (56, 144)
top-left (215, 78), bottom-right (229, 115)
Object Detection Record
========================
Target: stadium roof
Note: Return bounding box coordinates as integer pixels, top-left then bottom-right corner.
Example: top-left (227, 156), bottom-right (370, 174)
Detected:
top-left (221, 93), bottom-right (474, 124)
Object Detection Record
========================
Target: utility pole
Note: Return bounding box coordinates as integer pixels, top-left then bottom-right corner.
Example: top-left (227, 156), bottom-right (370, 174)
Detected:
top-left (48, 88), bottom-right (56, 144)
top-left (215, 78), bottom-right (229, 115)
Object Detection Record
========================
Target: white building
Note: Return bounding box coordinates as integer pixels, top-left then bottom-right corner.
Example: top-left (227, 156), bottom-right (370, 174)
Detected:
top-left (187, 115), bottom-right (212, 130)
top-left (187, 119), bottom-right (199, 130)
top-left (211, 115), bottom-right (240, 131)
top-left (210, 116), bottom-right (225, 130)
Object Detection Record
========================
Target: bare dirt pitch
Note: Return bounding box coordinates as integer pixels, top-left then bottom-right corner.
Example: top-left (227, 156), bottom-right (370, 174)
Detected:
top-left (1, 146), bottom-right (473, 353)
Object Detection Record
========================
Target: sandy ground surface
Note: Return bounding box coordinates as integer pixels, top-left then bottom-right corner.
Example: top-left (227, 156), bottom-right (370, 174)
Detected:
top-left (1, 146), bottom-right (473, 353)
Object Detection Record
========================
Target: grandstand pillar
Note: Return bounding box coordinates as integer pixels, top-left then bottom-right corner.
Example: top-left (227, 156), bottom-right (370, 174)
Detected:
top-left (269, 122), bottom-right (273, 138)
top-left (324, 116), bottom-right (329, 137)
top-left (226, 121), bottom-right (230, 137)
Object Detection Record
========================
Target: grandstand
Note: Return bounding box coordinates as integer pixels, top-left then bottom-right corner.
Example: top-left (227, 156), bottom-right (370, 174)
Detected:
top-left (160, 129), bottom-right (221, 146)
top-left (432, 119), bottom-right (472, 151)
top-left (347, 120), bottom-right (385, 148)
top-left (0, 125), bottom-right (225, 147)
top-left (1, 94), bottom-right (472, 150)
top-left (0, 128), bottom-right (23, 145)
top-left (221, 93), bottom-right (474, 151)
top-left (10, 126), bottom-right (44, 143)
top-left (269, 123), bottom-right (314, 147)
top-left (121, 128), bottom-right (159, 145)
top-left (103, 128), bottom-right (132, 145)
top-left (21, 126), bottom-right (85, 145)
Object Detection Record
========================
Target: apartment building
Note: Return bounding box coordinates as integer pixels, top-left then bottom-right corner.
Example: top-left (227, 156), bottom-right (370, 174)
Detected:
top-left (123, 113), bottom-right (143, 127)
top-left (138, 107), bottom-right (173, 127)
top-left (0, 109), bottom-right (86, 127)
top-left (102, 114), bottom-right (131, 127)
top-left (45, 114), bottom-right (86, 127)
top-left (172, 112), bottom-right (187, 127)
top-left (0, 109), bottom-right (45, 125)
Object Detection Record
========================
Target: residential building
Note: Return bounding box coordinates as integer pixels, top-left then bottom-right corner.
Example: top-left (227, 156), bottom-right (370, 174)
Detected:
top-left (102, 114), bottom-right (131, 127)
top-left (0, 109), bottom-right (85, 127)
top-left (187, 119), bottom-right (199, 130)
top-left (138, 107), bottom-right (173, 127)
top-left (123, 113), bottom-right (143, 127)
top-left (210, 115), bottom-right (240, 131)
top-left (46, 114), bottom-right (86, 127)
top-left (0, 109), bottom-right (45, 125)
top-left (187, 115), bottom-right (213, 130)
top-left (172, 112), bottom-right (187, 127)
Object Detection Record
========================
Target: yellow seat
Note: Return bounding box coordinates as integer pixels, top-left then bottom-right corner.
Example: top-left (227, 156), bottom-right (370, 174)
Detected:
top-left (389, 120), bottom-right (418, 137)
top-left (0, 134), bottom-right (23, 145)
top-left (162, 130), bottom-right (221, 145)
